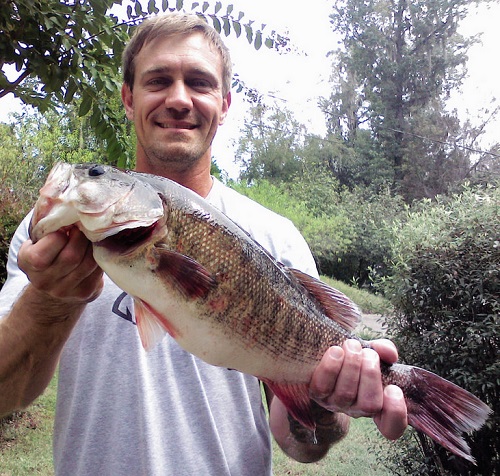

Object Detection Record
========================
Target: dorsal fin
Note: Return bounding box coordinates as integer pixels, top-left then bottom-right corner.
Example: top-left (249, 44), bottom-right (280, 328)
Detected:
top-left (289, 268), bottom-right (361, 332)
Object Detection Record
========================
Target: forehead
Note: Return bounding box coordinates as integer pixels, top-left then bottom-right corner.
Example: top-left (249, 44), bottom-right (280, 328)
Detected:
top-left (135, 32), bottom-right (223, 79)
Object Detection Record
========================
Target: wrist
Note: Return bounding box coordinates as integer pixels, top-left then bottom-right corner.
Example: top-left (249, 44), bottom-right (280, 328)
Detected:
top-left (24, 284), bottom-right (88, 326)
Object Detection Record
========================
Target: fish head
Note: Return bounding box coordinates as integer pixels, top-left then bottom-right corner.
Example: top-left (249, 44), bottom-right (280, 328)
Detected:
top-left (30, 162), bottom-right (164, 243)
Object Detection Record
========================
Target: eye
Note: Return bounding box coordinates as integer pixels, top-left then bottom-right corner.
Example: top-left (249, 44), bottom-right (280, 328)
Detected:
top-left (89, 165), bottom-right (105, 177)
top-left (146, 78), bottom-right (172, 90)
top-left (189, 78), bottom-right (214, 91)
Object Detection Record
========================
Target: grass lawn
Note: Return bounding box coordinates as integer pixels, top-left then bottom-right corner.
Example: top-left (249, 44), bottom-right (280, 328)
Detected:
top-left (272, 418), bottom-right (393, 475)
top-left (0, 375), bottom-right (57, 475)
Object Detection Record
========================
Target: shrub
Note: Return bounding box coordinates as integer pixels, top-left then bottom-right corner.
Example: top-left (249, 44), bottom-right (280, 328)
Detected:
top-left (381, 184), bottom-right (499, 475)
top-left (0, 182), bottom-right (36, 286)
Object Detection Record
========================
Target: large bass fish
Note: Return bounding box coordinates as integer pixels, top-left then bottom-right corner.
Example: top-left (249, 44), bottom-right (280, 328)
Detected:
top-left (30, 162), bottom-right (491, 463)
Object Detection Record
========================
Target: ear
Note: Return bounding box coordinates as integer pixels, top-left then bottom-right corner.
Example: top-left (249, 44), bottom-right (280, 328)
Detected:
top-left (219, 92), bottom-right (231, 125)
top-left (121, 83), bottom-right (134, 121)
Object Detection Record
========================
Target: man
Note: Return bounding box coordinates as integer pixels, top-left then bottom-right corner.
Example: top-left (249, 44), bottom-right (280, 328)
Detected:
top-left (0, 13), bottom-right (407, 475)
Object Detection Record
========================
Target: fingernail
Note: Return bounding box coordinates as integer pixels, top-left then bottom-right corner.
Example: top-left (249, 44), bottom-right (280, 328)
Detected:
top-left (386, 385), bottom-right (404, 399)
top-left (345, 339), bottom-right (362, 353)
top-left (328, 346), bottom-right (343, 360)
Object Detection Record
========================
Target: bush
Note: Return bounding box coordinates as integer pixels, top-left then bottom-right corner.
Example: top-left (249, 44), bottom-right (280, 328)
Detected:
top-left (233, 177), bottom-right (406, 286)
top-left (381, 184), bottom-right (499, 475)
top-left (0, 182), bottom-right (36, 286)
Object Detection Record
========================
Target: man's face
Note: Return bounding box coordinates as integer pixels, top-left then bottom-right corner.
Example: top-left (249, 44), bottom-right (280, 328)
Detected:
top-left (122, 32), bottom-right (230, 174)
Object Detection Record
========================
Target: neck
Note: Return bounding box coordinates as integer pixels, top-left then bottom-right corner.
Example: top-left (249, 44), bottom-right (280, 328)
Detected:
top-left (135, 155), bottom-right (214, 198)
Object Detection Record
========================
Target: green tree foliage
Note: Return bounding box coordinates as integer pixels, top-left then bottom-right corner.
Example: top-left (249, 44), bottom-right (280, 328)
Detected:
top-left (236, 104), bottom-right (306, 183)
top-left (1, 0), bottom-right (130, 162)
top-left (380, 184), bottom-right (499, 474)
top-left (322, 0), bottom-right (499, 201)
top-left (0, 0), bottom-right (289, 166)
top-left (289, 171), bottom-right (406, 284)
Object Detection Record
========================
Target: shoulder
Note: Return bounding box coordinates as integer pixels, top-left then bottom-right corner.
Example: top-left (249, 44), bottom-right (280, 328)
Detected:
top-left (207, 179), bottom-right (318, 277)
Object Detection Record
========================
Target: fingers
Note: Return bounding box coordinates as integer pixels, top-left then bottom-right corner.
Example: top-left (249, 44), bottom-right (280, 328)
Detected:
top-left (370, 338), bottom-right (399, 364)
top-left (310, 339), bottom-right (408, 440)
top-left (373, 385), bottom-right (408, 440)
top-left (311, 340), bottom-right (383, 416)
top-left (18, 227), bottom-right (103, 303)
top-left (309, 345), bottom-right (345, 401)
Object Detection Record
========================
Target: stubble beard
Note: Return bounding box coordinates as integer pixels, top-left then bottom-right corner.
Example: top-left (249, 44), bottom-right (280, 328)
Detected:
top-left (141, 138), bottom-right (207, 173)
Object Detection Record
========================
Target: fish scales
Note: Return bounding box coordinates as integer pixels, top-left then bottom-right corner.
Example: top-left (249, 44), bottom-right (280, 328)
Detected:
top-left (163, 201), bottom-right (336, 368)
top-left (29, 163), bottom-right (492, 464)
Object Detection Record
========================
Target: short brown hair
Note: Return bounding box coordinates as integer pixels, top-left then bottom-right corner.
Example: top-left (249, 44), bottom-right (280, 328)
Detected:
top-left (122, 13), bottom-right (232, 96)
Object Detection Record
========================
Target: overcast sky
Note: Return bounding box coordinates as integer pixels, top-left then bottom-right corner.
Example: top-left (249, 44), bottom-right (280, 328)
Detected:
top-left (1, 1), bottom-right (499, 178)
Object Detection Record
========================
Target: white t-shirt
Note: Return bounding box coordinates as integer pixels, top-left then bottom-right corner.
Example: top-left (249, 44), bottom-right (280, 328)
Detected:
top-left (0, 178), bottom-right (318, 476)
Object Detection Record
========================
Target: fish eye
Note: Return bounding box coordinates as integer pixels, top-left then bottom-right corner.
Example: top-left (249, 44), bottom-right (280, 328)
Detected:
top-left (89, 164), bottom-right (105, 177)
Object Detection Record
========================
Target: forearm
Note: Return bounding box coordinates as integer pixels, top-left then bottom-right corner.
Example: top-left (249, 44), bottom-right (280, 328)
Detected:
top-left (0, 285), bottom-right (84, 416)
top-left (269, 396), bottom-right (350, 463)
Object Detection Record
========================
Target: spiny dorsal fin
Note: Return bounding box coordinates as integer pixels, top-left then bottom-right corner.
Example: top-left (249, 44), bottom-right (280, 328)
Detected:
top-left (289, 268), bottom-right (361, 332)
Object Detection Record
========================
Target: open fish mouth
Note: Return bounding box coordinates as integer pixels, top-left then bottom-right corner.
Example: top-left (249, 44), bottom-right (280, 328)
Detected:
top-left (95, 222), bottom-right (161, 256)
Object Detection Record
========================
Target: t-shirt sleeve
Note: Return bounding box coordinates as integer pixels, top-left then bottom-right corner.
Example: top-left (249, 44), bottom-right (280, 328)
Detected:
top-left (0, 213), bottom-right (31, 318)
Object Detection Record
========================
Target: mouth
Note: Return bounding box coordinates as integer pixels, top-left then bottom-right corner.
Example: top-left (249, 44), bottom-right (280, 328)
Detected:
top-left (95, 222), bottom-right (159, 255)
top-left (155, 121), bottom-right (197, 130)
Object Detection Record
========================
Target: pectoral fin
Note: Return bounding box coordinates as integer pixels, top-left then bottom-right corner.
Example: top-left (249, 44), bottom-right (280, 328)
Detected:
top-left (149, 244), bottom-right (217, 299)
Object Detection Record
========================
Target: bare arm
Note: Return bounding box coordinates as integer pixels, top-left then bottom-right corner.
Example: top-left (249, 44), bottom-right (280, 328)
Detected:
top-left (0, 228), bottom-right (103, 416)
top-left (268, 339), bottom-right (408, 463)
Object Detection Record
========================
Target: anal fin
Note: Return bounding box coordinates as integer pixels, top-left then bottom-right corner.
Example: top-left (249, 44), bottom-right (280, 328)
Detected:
top-left (262, 379), bottom-right (315, 430)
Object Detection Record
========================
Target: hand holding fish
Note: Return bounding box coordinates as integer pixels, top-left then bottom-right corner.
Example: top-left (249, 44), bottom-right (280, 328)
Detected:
top-left (0, 227), bottom-right (103, 417)
top-left (18, 227), bottom-right (104, 306)
top-left (270, 338), bottom-right (407, 462)
top-left (309, 339), bottom-right (407, 440)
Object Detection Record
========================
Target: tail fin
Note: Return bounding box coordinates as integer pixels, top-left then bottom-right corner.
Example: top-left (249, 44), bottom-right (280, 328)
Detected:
top-left (386, 363), bottom-right (491, 464)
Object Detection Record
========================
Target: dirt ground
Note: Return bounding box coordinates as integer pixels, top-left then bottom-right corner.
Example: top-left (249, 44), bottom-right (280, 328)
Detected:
top-left (356, 314), bottom-right (386, 335)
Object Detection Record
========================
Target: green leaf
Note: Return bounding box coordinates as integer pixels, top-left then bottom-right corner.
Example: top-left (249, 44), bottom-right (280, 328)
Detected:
top-left (202, 2), bottom-right (209, 13)
top-left (148, 0), bottom-right (159, 14)
top-left (232, 20), bottom-right (241, 37)
top-left (222, 17), bottom-right (231, 36)
top-left (214, 1), bottom-right (222, 14)
top-left (226, 4), bottom-right (233, 16)
top-left (78, 92), bottom-right (93, 117)
top-left (64, 78), bottom-right (78, 103)
top-left (176, 0), bottom-right (183, 10)
top-left (211, 16), bottom-right (221, 33)
top-left (134, 1), bottom-right (144, 16)
top-left (254, 30), bottom-right (262, 50)
top-left (162, 0), bottom-right (169, 10)
top-left (245, 24), bottom-right (253, 44)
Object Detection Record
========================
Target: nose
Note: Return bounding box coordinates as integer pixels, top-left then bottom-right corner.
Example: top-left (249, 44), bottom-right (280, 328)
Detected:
top-left (164, 80), bottom-right (192, 112)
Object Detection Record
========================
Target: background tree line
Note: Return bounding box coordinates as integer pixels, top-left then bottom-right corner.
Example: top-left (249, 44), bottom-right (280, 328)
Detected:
top-left (1, 0), bottom-right (498, 474)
